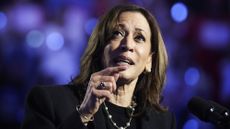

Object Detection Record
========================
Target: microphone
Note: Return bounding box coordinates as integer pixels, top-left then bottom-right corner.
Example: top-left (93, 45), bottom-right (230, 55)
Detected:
top-left (187, 97), bottom-right (230, 128)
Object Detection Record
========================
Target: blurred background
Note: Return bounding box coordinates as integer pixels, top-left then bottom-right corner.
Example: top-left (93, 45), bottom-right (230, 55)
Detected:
top-left (0, 0), bottom-right (229, 129)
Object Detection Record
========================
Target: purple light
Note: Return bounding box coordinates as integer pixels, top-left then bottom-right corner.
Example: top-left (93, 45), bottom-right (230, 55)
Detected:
top-left (41, 50), bottom-right (78, 84)
top-left (165, 68), bottom-right (180, 92)
top-left (184, 67), bottom-right (200, 87)
top-left (64, 8), bottom-right (86, 43)
top-left (183, 119), bottom-right (199, 129)
top-left (0, 12), bottom-right (7, 30)
top-left (199, 21), bottom-right (230, 49)
top-left (46, 32), bottom-right (64, 51)
top-left (9, 4), bottom-right (43, 32)
top-left (220, 60), bottom-right (230, 101)
top-left (26, 30), bottom-right (45, 48)
top-left (85, 18), bottom-right (98, 35)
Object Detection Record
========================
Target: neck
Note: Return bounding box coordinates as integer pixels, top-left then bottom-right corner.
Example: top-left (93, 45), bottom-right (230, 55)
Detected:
top-left (108, 78), bottom-right (138, 107)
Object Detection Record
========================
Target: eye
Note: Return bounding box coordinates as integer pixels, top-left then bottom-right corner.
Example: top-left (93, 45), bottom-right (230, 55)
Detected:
top-left (112, 30), bottom-right (125, 39)
top-left (135, 35), bottom-right (145, 42)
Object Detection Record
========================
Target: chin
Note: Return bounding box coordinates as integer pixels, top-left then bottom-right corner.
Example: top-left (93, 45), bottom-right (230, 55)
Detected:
top-left (117, 72), bottom-right (134, 84)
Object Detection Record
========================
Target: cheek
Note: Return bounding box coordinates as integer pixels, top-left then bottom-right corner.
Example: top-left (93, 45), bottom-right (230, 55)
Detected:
top-left (138, 48), bottom-right (151, 61)
top-left (135, 47), bottom-right (151, 69)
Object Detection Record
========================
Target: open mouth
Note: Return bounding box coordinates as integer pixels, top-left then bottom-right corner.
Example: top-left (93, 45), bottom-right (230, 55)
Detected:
top-left (113, 55), bottom-right (134, 66)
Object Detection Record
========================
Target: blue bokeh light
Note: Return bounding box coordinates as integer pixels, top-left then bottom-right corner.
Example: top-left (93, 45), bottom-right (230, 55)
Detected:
top-left (41, 50), bottom-right (78, 84)
top-left (85, 18), bottom-right (98, 35)
top-left (64, 8), bottom-right (86, 43)
top-left (200, 21), bottom-right (230, 49)
top-left (171, 2), bottom-right (188, 23)
top-left (46, 32), bottom-right (64, 51)
top-left (10, 5), bottom-right (43, 32)
top-left (220, 61), bottom-right (230, 100)
top-left (0, 11), bottom-right (7, 30)
top-left (184, 67), bottom-right (200, 87)
top-left (183, 119), bottom-right (199, 129)
top-left (165, 68), bottom-right (180, 92)
top-left (26, 30), bottom-right (45, 48)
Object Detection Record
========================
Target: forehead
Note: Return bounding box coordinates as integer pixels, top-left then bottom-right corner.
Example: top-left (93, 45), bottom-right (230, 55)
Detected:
top-left (116, 11), bottom-right (151, 34)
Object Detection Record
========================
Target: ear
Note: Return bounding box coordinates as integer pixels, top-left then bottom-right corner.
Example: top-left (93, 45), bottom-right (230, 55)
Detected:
top-left (145, 54), bottom-right (152, 72)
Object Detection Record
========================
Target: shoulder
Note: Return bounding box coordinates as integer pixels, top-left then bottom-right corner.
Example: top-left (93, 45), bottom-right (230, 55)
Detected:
top-left (26, 84), bottom-right (83, 108)
top-left (28, 85), bottom-right (72, 99)
top-left (28, 84), bottom-right (82, 97)
top-left (23, 84), bottom-right (87, 127)
top-left (29, 84), bottom-right (73, 93)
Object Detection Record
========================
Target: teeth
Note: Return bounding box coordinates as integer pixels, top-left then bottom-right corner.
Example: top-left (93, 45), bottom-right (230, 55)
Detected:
top-left (117, 59), bottom-right (130, 64)
top-left (114, 56), bottom-right (134, 65)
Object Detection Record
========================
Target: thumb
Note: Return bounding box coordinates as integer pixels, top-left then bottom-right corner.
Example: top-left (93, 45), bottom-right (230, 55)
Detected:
top-left (114, 73), bottom-right (119, 82)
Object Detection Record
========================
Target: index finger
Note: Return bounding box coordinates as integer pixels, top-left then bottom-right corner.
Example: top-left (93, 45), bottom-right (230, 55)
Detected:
top-left (100, 66), bottom-right (128, 75)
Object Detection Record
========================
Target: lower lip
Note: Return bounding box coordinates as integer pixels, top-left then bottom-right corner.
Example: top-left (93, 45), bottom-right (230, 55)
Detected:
top-left (115, 62), bottom-right (130, 67)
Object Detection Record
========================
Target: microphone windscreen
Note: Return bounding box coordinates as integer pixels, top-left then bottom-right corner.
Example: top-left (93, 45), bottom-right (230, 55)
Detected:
top-left (188, 96), bottom-right (230, 127)
top-left (187, 96), bottom-right (212, 121)
top-left (208, 100), bottom-right (229, 114)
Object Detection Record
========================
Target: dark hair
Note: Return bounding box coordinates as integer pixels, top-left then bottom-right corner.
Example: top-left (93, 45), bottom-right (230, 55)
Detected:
top-left (73, 4), bottom-right (168, 112)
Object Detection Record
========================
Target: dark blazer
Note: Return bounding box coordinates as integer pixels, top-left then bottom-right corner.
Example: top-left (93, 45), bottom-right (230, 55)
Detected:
top-left (21, 85), bottom-right (176, 129)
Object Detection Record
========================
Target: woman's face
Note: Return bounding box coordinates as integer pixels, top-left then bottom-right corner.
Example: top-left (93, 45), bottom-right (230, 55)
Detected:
top-left (103, 11), bottom-right (152, 83)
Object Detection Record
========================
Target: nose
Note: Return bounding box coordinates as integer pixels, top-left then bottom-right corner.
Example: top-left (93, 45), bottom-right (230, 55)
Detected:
top-left (120, 35), bottom-right (134, 52)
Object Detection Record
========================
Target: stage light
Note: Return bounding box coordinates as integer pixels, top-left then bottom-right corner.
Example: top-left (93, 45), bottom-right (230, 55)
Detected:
top-left (184, 67), bottom-right (200, 87)
top-left (165, 69), bottom-right (180, 92)
top-left (64, 8), bottom-right (86, 43)
top-left (9, 5), bottom-right (43, 32)
top-left (199, 21), bottom-right (230, 49)
top-left (220, 60), bottom-right (230, 101)
top-left (171, 2), bottom-right (188, 23)
top-left (0, 12), bottom-right (7, 30)
top-left (85, 18), bottom-right (98, 35)
top-left (41, 50), bottom-right (78, 84)
top-left (183, 119), bottom-right (199, 129)
top-left (26, 30), bottom-right (44, 48)
top-left (46, 32), bottom-right (64, 51)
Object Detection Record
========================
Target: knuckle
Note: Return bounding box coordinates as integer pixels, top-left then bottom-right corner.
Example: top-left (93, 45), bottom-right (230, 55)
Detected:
top-left (88, 81), bottom-right (95, 88)
top-left (106, 67), bottom-right (113, 72)
top-left (111, 76), bottom-right (116, 82)
top-left (107, 82), bottom-right (113, 88)
top-left (104, 90), bottom-right (111, 96)
top-left (91, 88), bottom-right (98, 95)
top-left (107, 76), bottom-right (113, 81)
top-left (90, 75), bottom-right (99, 82)
top-left (105, 91), bottom-right (111, 97)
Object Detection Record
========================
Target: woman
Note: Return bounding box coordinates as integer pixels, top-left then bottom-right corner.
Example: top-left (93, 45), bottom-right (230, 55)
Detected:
top-left (21, 4), bottom-right (176, 129)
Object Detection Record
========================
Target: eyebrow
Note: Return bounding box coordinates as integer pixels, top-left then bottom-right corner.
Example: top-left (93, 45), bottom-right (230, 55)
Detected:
top-left (135, 28), bottom-right (145, 33)
top-left (116, 24), bottom-right (147, 34)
